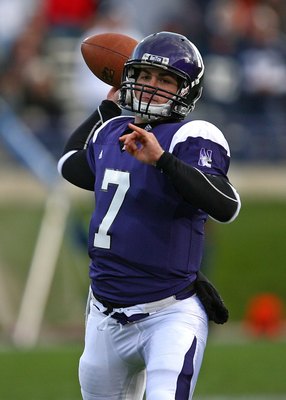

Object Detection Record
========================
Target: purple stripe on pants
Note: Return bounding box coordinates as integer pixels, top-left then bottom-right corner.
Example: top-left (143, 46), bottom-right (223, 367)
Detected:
top-left (175, 336), bottom-right (197, 399)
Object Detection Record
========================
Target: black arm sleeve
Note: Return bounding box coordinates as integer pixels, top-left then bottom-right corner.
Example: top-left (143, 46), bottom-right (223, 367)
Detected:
top-left (156, 152), bottom-right (240, 222)
top-left (59, 100), bottom-right (121, 190)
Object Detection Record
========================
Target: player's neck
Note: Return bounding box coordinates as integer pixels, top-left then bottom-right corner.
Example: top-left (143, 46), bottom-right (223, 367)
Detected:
top-left (134, 115), bottom-right (163, 124)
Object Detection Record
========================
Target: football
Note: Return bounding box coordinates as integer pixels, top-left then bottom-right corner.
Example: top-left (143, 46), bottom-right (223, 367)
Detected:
top-left (81, 33), bottom-right (138, 88)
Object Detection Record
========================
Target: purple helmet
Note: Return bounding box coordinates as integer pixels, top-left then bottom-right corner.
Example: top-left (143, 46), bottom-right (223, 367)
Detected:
top-left (119, 31), bottom-right (204, 121)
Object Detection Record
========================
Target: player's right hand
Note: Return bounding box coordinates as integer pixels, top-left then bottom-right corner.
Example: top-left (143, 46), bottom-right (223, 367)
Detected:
top-left (107, 87), bottom-right (120, 103)
top-left (119, 123), bottom-right (164, 166)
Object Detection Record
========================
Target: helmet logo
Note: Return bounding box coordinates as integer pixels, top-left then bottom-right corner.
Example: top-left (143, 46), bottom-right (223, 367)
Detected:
top-left (181, 85), bottom-right (190, 97)
top-left (142, 53), bottom-right (169, 66)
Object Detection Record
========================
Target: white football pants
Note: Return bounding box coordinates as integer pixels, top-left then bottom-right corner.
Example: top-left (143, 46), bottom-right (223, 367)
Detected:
top-left (79, 293), bottom-right (208, 400)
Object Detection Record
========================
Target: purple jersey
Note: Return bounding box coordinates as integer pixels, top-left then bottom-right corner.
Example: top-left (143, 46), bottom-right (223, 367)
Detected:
top-left (86, 116), bottom-right (230, 304)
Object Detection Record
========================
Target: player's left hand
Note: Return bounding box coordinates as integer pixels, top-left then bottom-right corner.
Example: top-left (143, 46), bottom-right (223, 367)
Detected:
top-left (119, 123), bottom-right (164, 165)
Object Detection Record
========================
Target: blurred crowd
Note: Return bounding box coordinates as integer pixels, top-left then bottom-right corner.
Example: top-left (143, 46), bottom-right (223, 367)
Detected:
top-left (0, 0), bottom-right (286, 162)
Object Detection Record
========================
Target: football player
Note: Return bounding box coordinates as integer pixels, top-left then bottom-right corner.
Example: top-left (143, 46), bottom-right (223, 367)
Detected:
top-left (58, 31), bottom-right (241, 400)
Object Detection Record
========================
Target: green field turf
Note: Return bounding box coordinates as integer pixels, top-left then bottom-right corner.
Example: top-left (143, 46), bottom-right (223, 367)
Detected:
top-left (0, 340), bottom-right (285, 399)
top-left (196, 339), bottom-right (286, 396)
top-left (210, 199), bottom-right (286, 321)
top-left (0, 345), bottom-right (82, 400)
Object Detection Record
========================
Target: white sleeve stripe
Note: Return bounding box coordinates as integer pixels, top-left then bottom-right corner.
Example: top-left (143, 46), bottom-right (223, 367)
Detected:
top-left (210, 197), bottom-right (241, 224)
top-left (84, 120), bottom-right (101, 149)
top-left (194, 167), bottom-right (241, 224)
top-left (57, 150), bottom-right (77, 175)
top-left (194, 168), bottom-right (238, 202)
top-left (84, 106), bottom-right (105, 148)
top-left (98, 105), bottom-right (104, 124)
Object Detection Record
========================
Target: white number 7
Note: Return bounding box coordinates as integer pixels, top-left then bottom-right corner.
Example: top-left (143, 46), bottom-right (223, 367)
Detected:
top-left (94, 169), bottom-right (130, 249)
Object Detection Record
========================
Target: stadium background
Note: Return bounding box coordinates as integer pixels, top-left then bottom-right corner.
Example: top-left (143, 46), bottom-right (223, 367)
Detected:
top-left (0, 0), bottom-right (285, 399)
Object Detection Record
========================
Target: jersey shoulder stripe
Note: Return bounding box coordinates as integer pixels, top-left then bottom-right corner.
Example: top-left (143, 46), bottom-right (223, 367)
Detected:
top-left (169, 120), bottom-right (230, 156)
top-left (92, 116), bottom-right (132, 143)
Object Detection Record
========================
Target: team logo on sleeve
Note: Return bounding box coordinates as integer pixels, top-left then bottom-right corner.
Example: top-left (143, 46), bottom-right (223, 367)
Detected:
top-left (198, 148), bottom-right (212, 168)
